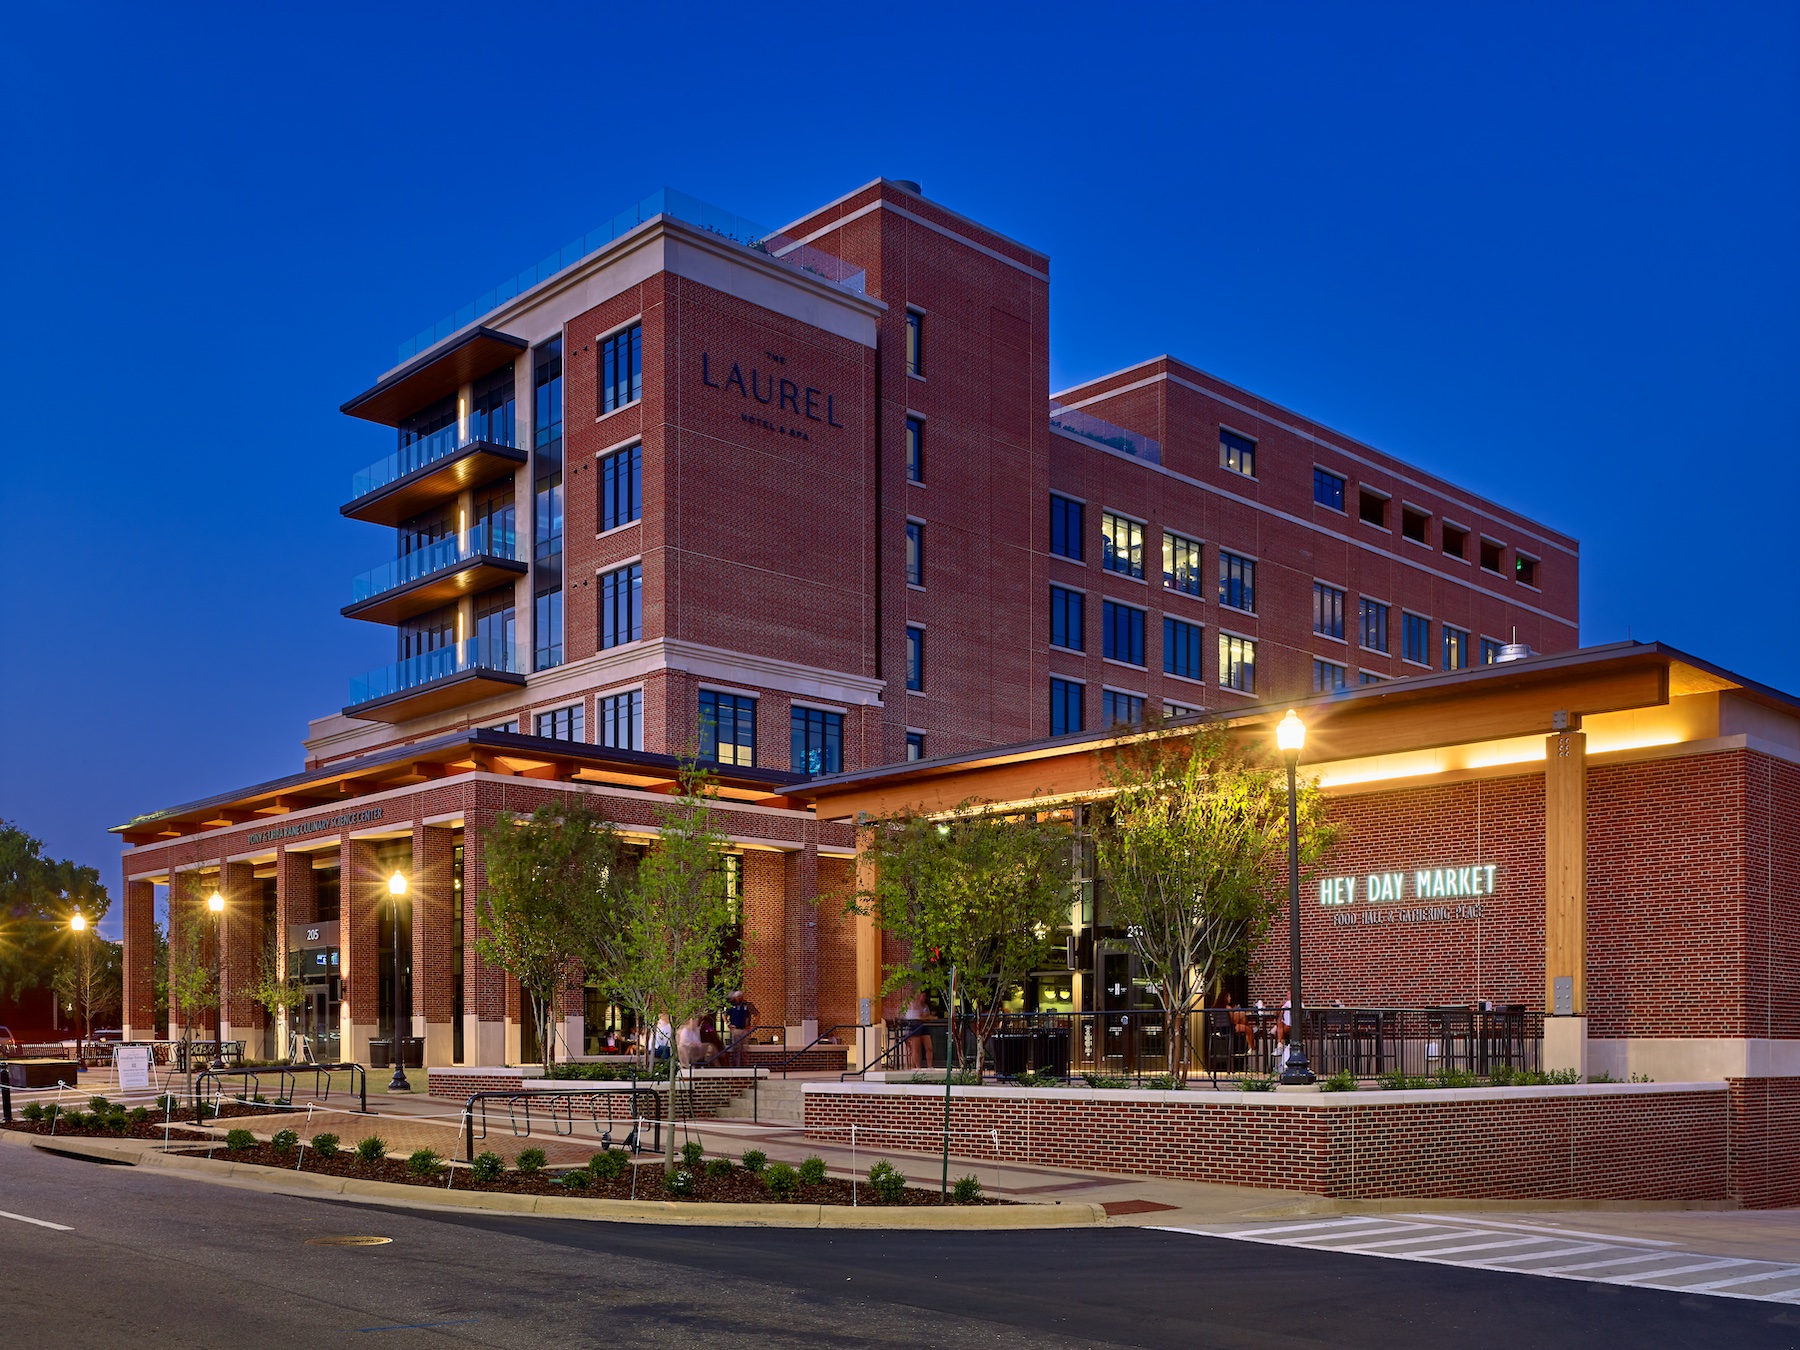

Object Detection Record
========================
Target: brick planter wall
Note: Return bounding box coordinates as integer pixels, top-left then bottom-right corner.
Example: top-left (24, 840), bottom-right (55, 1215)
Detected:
top-left (805, 1081), bottom-right (1736, 1202)
top-left (1727, 1077), bottom-right (1800, 1209)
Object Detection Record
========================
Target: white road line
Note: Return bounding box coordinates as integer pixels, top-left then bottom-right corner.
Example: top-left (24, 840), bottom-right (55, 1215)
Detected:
top-left (1391, 1214), bottom-right (1680, 1248)
top-left (1217, 1218), bottom-right (1392, 1238)
top-left (1306, 1229), bottom-right (1484, 1252)
top-left (1527, 1251), bottom-right (1700, 1274)
top-left (1677, 1268), bottom-right (1800, 1293)
top-left (1293, 1224), bottom-right (1449, 1247)
top-left (1470, 1243), bottom-right (1614, 1265)
top-left (0, 1210), bottom-right (72, 1232)
top-left (1618, 1259), bottom-right (1755, 1284)
top-left (1340, 1235), bottom-right (1557, 1259)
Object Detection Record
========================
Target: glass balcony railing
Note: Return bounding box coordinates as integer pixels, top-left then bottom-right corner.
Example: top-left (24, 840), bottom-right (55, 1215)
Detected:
top-left (349, 417), bottom-right (520, 501)
top-left (396, 187), bottom-right (868, 362)
top-left (349, 636), bottom-right (517, 707)
top-left (1049, 402), bottom-right (1163, 465)
top-left (349, 524), bottom-right (520, 604)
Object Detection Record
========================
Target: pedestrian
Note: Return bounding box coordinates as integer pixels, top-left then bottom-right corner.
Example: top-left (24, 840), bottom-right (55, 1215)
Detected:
top-left (650, 1014), bottom-right (673, 1066)
top-left (724, 991), bottom-right (757, 1052)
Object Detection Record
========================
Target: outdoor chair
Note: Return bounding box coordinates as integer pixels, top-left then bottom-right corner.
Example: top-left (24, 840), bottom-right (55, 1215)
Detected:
top-left (1426, 1006), bottom-right (1475, 1073)
top-left (1203, 1009), bottom-right (1246, 1082)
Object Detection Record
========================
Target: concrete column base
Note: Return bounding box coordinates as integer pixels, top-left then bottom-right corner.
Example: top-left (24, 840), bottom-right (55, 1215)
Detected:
top-left (345, 1019), bottom-right (376, 1068)
top-left (464, 1016), bottom-right (506, 1067)
top-left (1543, 1016), bottom-right (1589, 1077)
top-left (416, 1019), bottom-right (455, 1067)
top-left (852, 1021), bottom-right (886, 1070)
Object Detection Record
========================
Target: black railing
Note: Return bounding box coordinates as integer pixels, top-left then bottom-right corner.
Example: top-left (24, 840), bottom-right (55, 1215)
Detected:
top-left (191, 1063), bottom-right (367, 1122)
top-left (460, 1084), bottom-right (668, 1162)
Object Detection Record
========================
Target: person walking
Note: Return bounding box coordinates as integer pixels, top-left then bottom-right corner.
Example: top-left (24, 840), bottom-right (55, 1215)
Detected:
top-left (723, 990), bottom-right (757, 1063)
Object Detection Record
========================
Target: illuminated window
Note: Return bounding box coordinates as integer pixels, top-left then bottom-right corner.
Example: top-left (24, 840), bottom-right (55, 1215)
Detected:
top-left (1219, 428), bottom-right (1256, 478)
top-left (905, 521), bottom-right (924, 586)
top-left (1443, 625), bottom-right (1471, 671)
top-left (699, 690), bottom-right (756, 766)
top-left (1101, 512), bottom-right (1144, 579)
top-left (1162, 533), bottom-right (1203, 596)
top-left (1219, 634), bottom-right (1256, 693)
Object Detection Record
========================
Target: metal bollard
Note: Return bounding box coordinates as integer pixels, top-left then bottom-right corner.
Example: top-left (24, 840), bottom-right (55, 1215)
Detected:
top-left (1, 1063), bottom-right (11, 1124)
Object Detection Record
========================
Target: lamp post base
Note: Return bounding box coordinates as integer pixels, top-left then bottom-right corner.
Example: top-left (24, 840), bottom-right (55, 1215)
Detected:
top-left (1279, 1048), bottom-right (1316, 1086)
top-left (387, 1067), bottom-right (412, 1092)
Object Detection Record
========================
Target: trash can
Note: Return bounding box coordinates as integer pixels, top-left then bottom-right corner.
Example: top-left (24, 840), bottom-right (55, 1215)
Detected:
top-left (989, 1033), bottom-right (1031, 1077)
top-left (1035, 1028), bottom-right (1071, 1078)
top-left (369, 1038), bottom-right (424, 1069)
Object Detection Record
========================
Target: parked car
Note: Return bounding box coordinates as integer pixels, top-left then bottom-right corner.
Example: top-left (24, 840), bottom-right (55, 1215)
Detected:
top-left (0, 1026), bottom-right (17, 1056)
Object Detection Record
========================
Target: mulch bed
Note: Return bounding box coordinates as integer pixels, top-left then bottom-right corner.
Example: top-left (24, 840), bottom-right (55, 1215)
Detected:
top-left (3, 1120), bottom-right (219, 1143)
top-left (185, 1142), bottom-right (1009, 1205)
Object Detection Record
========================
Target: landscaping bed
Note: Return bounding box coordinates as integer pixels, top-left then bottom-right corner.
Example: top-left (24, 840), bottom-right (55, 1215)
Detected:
top-left (5, 1118), bottom-right (218, 1143)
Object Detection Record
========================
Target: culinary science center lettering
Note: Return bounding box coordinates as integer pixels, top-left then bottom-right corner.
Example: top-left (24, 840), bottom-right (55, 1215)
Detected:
top-left (1317, 864), bottom-right (1498, 927)
top-left (701, 349), bottom-right (843, 441)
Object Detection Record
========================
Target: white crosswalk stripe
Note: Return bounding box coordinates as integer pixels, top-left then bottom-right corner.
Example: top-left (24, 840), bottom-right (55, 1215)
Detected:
top-left (1155, 1216), bottom-right (1800, 1305)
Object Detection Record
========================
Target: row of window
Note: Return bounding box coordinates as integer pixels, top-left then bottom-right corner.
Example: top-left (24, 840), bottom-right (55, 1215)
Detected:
top-left (1312, 467), bottom-right (1540, 587)
top-left (1054, 499), bottom-right (1264, 615)
top-left (1312, 581), bottom-right (1506, 671)
top-left (1052, 586), bottom-right (1245, 686)
top-left (1050, 675), bottom-right (1228, 736)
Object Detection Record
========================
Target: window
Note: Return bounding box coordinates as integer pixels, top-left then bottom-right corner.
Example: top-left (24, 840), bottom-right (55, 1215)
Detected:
top-left (1219, 428), bottom-right (1256, 478)
top-left (1102, 601), bottom-right (1145, 666)
top-left (600, 322), bottom-right (643, 413)
top-left (1101, 512), bottom-right (1144, 578)
top-left (905, 731), bottom-right (925, 761)
top-left (1219, 634), bottom-right (1256, 693)
top-left (791, 707), bottom-right (843, 776)
top-left (1163, 533), bottom-right (1203, 596)
top-left (1480, 538), bottom-right (1504, 574)
top-left (1050, 679), bottom-right (1084, 735)
top-left (487, 719), bottom-right (519, 733)
top-left (599, 562), bottom-right (642, 649)
top-left (1403, 613), bottom-right (1430, 665)
top-left (905, 626), bottom-right (924, 691)
top-left (474, 588), bottom-right (515, 667)
top-left (1313, 583), bottom-right (1345, 640)
top-left (699, 690), bottom-right (756, 766)
top-left (1515, 553), bottom-right (1539, 588)
top-left (471, 366), bottom-right (516, 448)
top-left (1102, 690), bottom-right (1145, 727)
top-left (600, 444), bottom-right (641, 532)
top-left (905, 310), bottom-right (923, 376)
top-left (1359, 598), bottom-right (1389, 653)
top-left (1313, 469), bottom-right (1346, 511)
top-left (599, 690), bottom-right (642, 750)
top-left (1359, 490), bottom-right (1388, 529)
top-left (474, 479), bottom-right (516, 556)
top-left (1359, 671), bottom-right (1386, 686)
top-left (1219, 551), bottom-right (1256, 613)
top-left (1312, 660), bottom-right (1346, 693)
top-left (1442, 524), bottom-right (1468, 560)
top-left (906, 416), bottom-right (924, 483)
top-left (535, 704), bottom-right (584, 742)
top-left (1164, 617), bottom-right (1204, 680)
top-left (905, 521), bottom-right (923, 586)
top-left (1443, 625), bottom-right (1471, 671)
top-left (1164, 700), bottom-right (1199, 719)
top-left (533, 338), bottom-right (564, 672)
top-left (1050, 495), bottom-right (1084, 560)
top-left (1050, 586), bottom-right (1084, 651)
top-left (1480, 637), bottom-right (1503, 666)
top-left (534, 590), bottom-right (563, 669)
top-left (1402, 506), bottom-right (1430, 545)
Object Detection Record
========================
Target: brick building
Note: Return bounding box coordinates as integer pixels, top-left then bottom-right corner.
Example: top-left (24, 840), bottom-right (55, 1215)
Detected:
top-left (113, 179), bottom-right (1581, 1068)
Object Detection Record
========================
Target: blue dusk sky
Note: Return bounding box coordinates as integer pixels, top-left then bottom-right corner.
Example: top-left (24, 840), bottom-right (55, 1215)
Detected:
top-left (1, 3), bottom-right (1794, 933)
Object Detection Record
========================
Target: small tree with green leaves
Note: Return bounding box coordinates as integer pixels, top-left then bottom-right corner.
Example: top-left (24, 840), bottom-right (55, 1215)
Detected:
top-left (52, 933), bottom-right (121, 1064)
top-left (479, 799), bottom-right (628, 1070)
top-left (852, 802), bottom-right (1075, 1078)
top-left (609, 764), bottom-right (739, 1175)
top-left (166, 876), bottom-right (217, 1101)
top-left (1090, 723), bottom-right (1339, 1080)
top-left (246, 931), bottom-right (304, 1060)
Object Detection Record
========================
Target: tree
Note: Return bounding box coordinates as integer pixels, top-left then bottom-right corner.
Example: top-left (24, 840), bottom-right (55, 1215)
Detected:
top-left (0, 819), bottom-right (109, 1001)
top-left (165, 875), bottom-right (217, 1099)
top-left (1089, 723), bottom-right (1338, 1080)
top-left (609, 765), bottom-right (738, 1174)
top-left (853, 802), bottom-right (1076, 1078)
top-left (52, 934), bottom-right (121, 1062)
top-left (479, 799), bottom-right (627, 1070)
top-left (246, 932), bottom-right (304, 1060)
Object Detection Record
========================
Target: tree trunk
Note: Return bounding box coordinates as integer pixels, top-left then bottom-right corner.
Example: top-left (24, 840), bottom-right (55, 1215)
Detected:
top-left (663, 1044), bottom-right (678, 1175)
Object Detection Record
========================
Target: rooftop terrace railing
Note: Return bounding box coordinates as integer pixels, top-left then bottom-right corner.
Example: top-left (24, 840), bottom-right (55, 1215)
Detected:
top-left (350, 522), bottom-right (521, 604)
top-left (349, 635), bottom-right (517, 707)
top-left (1049, 401), bottom-right (1162, 465)
top-left (397, 188), bottom-right (867, 362)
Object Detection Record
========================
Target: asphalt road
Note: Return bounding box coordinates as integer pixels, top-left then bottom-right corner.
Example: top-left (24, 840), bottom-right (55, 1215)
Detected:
top-left (2, 1145), bottom-right (1796, 1349)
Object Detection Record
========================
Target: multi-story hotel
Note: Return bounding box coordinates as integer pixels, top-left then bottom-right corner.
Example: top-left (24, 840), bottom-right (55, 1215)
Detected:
top-left (114, 179), bottom-right (1580, 1069)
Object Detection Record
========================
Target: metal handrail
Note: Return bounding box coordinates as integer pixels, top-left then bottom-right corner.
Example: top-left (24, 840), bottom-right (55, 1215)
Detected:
top-left (692, 1024), bottom-right (786, 1071)
top-left (460, 1085), bottom-right (665, 1162)
top-left (191, 1063), bottom-right (368, 1123)
top-left (766, 1024), bottom-right (856, 1079)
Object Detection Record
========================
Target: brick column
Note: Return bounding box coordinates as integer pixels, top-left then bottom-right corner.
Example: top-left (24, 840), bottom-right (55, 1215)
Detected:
top-left (340, 836), bottom-right (382, 1066)
top-left (121, 876), bottom-right (156, 1040)
top-left (274, 849), bottom-right (317, 1059)
top-left (1544, 728), bottom-right (1589, 1076)
top-left (784, 834), bottom-right (820, 1040)
top-left (462, 808), bottom-right (507, 1065)
top-left (741, 851), bottom-right (786, 1041)
top-left (218, 861), bottom-right (260, 1050)
top-left (413, 824), bottom-right (456, 1066)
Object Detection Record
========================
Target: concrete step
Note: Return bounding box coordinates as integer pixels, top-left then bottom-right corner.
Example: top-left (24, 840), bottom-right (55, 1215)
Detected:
top-left (712, 1079), bottom-right (807, 1124)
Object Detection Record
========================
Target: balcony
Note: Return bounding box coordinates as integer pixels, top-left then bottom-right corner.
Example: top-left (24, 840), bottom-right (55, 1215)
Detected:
top-left (341, 524), bottom-right (525, 625)
top-left (345, 637), bottom-right (524, 723)
top-left (341, 421), bottom-right (527, 527)
top-left (1049, 402), bottom-right (1162, 465)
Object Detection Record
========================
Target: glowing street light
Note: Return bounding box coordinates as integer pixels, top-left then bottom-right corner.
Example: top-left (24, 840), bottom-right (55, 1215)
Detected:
top-left (207, 890), bottom-right (226, 1068)
top-left (69, 912), bottom-right (87, 933)
top-left (387, 871), bottom-right (412, 1093)
top-left (1276, 711), bottom-right (1314, 1086)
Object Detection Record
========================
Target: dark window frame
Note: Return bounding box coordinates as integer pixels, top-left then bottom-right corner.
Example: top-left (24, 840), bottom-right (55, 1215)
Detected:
top-left (600, 322), bottom-right (643, 414)
top-left (1050, 495), bottom-right (1085, 560)
top-left (1101, 600), bottom-right (1146, 667)
top-left (599, 443), bottom-right (642, 533)
top-left (1050, 586), bottom-right (1085, 651)
top-left (1163, 616), bottom-right (1204, 681)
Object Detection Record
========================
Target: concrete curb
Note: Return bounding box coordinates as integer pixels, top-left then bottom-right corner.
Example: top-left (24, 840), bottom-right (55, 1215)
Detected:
top-left (13, 1134), bottom-right (1107, 1230)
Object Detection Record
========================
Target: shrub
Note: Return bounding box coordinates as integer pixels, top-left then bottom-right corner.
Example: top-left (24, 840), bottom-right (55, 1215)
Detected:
top-left (1009, 1068), bottom-right (1065, 1088)
top-left (353, 1135), bottom-right (389, 1165)
top-left (705, 1157), bottom-right (733, 1180)
top-left (797, 1155), bottom-right (827, 1186)
top-left (740, 1148), bottom-right (767, 1174)
top-left (679, 1140), bottom-right (704, 1170)
top-left (1081, 1073), bottom-right (1129, 1090)
top-left (1143, 1074), bottom-right (1184, 1091)
top-left (193, 1101), bottom-right (215, 1120)
top-left (515, 1147), bottom-right (547, 1175)
top-left (762, 1162), bottom-right (800, 1199)
top-left (405, 1148), bottom-right (444, 1178)
top-left (127, 1106), bottom-right (150, 1125)
top-left (1433, 1069), bottom-right (1478, 1089)
top-left (911, 1070), bottom-right (981, 1086)
top-left (589, 1149), bottom-right (629, 1181)
top-left (88, 1095), bottom-right (114, 1114)
top-left (543, 1062), bottom-right (632, 1081)
top-left (1376, 1071), bottom-right (1431, 1091)
top-left (22, 1103), bottom-right (44, 1123)
top-left (252, 1094), bottom-right (269, 1105)
top-left (224, 1128), bottom-right (256, 1151)
top-left (155, 1094), bottom-right (178, 1113)
top-left (951, 1174), bottom-right (983, 1203)
top-left (557, 1169), bottom-right (589, 1189)
top-left (60, 1111), bottom-right (88, 1130)
top-left (470, 1152), bottom-right (506, 1183)
top-left (663, 1169), bottom-right (696, 1197)
top-left (1237, 1075), bottom-right (1278, 1093)
top-left (270, 1129), bottom-right (299, 1154)
top-left (867, 1160), bottom-right (907, 1203)
top-left (1320, 1070), bottom-right (1358, 1093)
top-left (310, 1132), bottom-right (341, 1159)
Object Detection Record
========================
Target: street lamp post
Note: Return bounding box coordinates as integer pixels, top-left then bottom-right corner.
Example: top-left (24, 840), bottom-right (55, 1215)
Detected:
top-left (1276, 710), bottom-right (1315, 1086)
top-left (387, 871), bottom-right (412, 1092)
top-left (69, 911), bottom-right (88, 1066)
top-left (207, 890), bottom-right (226, 1069)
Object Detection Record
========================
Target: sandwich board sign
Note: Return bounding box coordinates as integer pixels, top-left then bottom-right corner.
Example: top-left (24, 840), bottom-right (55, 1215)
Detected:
top-left (115, 1045), bottom-right (151, 1091)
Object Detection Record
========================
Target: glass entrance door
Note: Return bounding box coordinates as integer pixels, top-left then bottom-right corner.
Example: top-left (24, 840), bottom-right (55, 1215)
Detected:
top-left (292, 945), bottom-right (341, 1063)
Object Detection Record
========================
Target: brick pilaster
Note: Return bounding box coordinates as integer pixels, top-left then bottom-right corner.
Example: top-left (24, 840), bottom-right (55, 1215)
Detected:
top-left (784, 835), bottom-right (819, 1028)
top-left (741, 850), bottom-right (786, 1037)
top-left (219, 861), bottom-right (260, 1041)
top-left (121, 876), bottom-right (155, 1039)
top-left (340, 836), bottom-right (382, 1063)
top-left (413, 823), bottom-right (456, 1064)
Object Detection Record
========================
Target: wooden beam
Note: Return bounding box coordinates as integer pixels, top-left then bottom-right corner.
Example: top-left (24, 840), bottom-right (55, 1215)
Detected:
top-left (1544, 731), bottom-right (1587, 1015)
